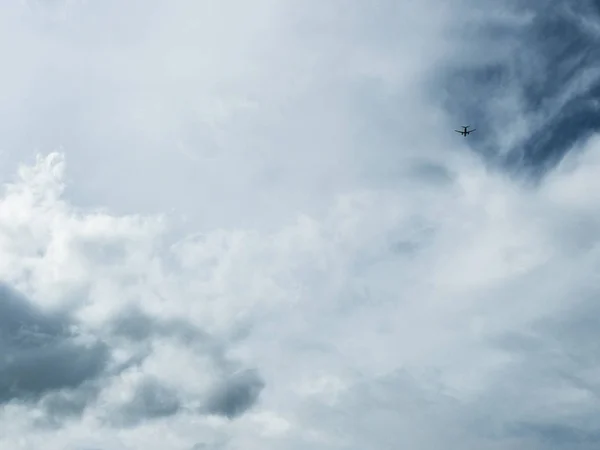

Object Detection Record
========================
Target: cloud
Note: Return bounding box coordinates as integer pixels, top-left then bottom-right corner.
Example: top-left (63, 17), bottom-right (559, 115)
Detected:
top-left (0, 283), bottom-right (108, 404)
top-left (2, 0), bottom-right (600, 449)
top-left (106, 375), bottom-right (181, 427)
top-left (203, 369), bottom-right (265, 419)
top-left (0, 276), bottom-right (265, 430)
top-left (439, 0), bottom-right (600, 175)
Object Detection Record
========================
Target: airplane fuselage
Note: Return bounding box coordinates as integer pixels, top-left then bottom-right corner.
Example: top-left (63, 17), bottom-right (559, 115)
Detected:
top-left (455, 125), bottom-right (475, 136)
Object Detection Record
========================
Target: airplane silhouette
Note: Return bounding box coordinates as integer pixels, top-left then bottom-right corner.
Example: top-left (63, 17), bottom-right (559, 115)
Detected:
top-left (455, 125), bottom-right (475, 136)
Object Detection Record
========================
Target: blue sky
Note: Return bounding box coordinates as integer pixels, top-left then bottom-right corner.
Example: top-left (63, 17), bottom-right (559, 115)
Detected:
top-left (1, 1), bottom-right (600, 449)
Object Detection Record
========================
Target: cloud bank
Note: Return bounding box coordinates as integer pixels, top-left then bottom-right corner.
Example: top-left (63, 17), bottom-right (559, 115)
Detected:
top-left (1, 1), bottom-right (600, 449)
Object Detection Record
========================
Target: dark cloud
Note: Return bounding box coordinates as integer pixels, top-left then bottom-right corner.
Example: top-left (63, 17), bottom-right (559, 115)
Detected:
top-left (0, 284), bottom-right (109, 405)
top-left (439, 0), bottom-right (600, 176)
top-left (0, 284), bottom-right (266, 430)
top-left (506, 421), bottom-right (600, 446)
top-left (0, 340), bottom-right (108, 402)
top-left (204, 369), bottom-right (265, 419)
top-left (107, 307), bottom-right (266, 423)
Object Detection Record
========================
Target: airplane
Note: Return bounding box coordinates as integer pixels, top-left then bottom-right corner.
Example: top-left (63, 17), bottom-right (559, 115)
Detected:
top-left (455, 125), bottom-right (475, 136)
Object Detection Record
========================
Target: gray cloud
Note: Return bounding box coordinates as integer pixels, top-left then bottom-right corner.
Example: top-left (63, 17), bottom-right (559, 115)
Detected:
top-left (107, 376), bottom-right (181, 427)
top-left (190, 441), bottom-right (228, 450)
top-left (38, 382), bottom-right (101, 424)
top-left (203, 369), bottom-right (265, 419)
top-left (506, 422), bottom-right (600, 447)
top-left (4, 0), bottom-right (600, 448)
top-left (439, 0), bottom-right (600, 177)
top-left (108, 305), bottom-right (206, 345)
top-left (0, 284), bottom-right (266, 430)
top-left (105, 306), bottom-right (266, 424)
top-left (0, 284), bottom-right (109, 405)
top-left (106, 306), bottom-right (246, 376)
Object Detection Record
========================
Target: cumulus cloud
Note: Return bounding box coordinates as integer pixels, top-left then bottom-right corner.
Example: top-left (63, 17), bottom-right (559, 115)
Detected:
top-left (203, 369), bottom-right (265, 420)
top-left (1, 0), bottom-right (600, 449)
top-left (104, 375), bottom-right (181, 427)
top-left (0, 283), bottom-right (108, 404)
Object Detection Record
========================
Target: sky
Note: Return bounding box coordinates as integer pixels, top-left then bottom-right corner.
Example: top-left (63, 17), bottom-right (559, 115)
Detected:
top-left (1, 0), bottom-right (600, 449)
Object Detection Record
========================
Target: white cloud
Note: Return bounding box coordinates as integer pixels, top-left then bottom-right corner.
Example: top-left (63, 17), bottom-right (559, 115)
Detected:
top-left (1, 0), bottom-right (600, 449)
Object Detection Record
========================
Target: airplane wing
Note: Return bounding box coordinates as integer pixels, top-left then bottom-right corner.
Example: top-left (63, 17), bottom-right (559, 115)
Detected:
top-left (468, 129), bottom-right (476, 133)
top-left (454, 130), bottom-right (463, 133)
